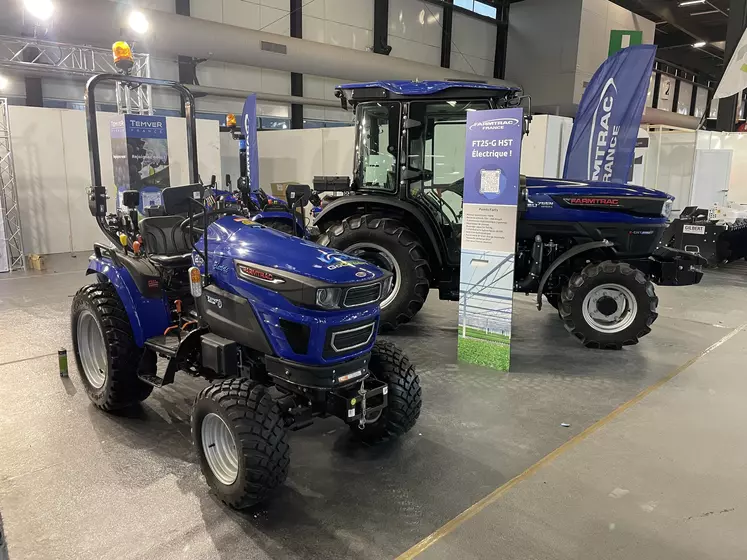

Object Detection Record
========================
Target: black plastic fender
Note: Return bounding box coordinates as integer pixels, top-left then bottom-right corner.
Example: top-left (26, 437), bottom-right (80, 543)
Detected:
top-left (314, 194), bottom-right (447, 269)
top-left (535, 240), bottom-right (615, 310)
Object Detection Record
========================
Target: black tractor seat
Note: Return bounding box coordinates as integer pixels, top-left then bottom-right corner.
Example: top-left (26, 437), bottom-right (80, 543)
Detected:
top-left (139, 215), bottom-right (193, 268)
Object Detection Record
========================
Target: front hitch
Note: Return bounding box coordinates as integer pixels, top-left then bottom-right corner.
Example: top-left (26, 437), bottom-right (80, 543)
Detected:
top-left (649, 246), bottom-right (707, 286)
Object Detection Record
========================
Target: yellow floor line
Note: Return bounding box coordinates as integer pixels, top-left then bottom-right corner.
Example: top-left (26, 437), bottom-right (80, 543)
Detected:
top-left (396, 322), bottom-right (747, 560)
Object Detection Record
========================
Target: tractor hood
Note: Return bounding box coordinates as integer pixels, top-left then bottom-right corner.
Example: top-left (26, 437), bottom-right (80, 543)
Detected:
top-left (205, 216), bottom-right (385, 285)
top-left (525, 177), bottom-right (672, 199)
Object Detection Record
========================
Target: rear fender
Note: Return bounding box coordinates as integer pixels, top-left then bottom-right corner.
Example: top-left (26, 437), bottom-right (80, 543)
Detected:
top-left (86, 256), bottom-right (170, 347)
top-left (314, 195), bottom-right (446, 270)
top-left (535, 240), bottom-right (615, 310)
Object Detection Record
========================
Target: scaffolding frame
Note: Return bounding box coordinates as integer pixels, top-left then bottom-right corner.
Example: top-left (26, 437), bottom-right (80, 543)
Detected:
top-left (0, 98), bottom-right (25, 271)
top-left (0, 35), bottom-right (152, 114)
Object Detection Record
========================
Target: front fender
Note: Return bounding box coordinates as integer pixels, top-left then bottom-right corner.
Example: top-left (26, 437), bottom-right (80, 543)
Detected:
top-left (87, 256), bottom-right (170, 347)
top-left (535, 240), bottom-right (615, 310)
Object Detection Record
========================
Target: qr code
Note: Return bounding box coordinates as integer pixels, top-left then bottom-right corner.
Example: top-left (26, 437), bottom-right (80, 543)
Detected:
top-left (480, 169), bottom-right (501, 195)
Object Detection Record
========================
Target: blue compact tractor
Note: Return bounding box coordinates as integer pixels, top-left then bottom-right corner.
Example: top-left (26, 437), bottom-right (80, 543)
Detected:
top-left (71, 74), bottom-right (421, 508)
top-left (314, 81), bottom-right (706, 349)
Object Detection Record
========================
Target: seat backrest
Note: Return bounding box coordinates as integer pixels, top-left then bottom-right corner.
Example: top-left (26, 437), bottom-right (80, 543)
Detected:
top-left (140, 216), bottom-right (191, 256)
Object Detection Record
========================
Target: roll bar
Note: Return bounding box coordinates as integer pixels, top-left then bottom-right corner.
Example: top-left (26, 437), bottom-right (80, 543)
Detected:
top-left (85, 73), bottom-right (199, 187)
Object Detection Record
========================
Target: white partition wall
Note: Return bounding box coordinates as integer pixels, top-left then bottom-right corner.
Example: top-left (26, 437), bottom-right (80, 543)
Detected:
top-left (9, 106), bottom-right (221, 255)
top-left (257, 127), bottom-right (355, 189)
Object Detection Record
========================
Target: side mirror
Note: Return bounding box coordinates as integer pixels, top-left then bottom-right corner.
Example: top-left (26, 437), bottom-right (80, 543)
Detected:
top-left (122, 189), bottom-right (140, 209)
top-left (225, 174), bottom-right (232, 189)
top-left (237, 176), bottom-right (249, 193)
top-left (286, 184), bottom-right (311, 207)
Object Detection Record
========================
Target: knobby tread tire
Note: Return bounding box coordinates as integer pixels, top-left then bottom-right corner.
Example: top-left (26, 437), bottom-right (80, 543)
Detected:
top-left (71, 282), bottom-right (152, 410)
top-left (317, 214), bottom-right (431, 331)
top-left (351, 341), bottom-right (422, 444)
top-left (558, 261), bottom-right (659, 350)
top-left (191, 379), bottom-right (290, 509)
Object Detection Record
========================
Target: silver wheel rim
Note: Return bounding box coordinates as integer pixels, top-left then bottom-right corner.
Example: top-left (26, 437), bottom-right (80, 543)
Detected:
top-left (581, 283), bottom-right (638, 334)
top-left (346, 243), bottom-right (401, 309)
top-left (76, 309), bottom-right (108, 389)
top-left (201, 413), bottom-right (239, 486)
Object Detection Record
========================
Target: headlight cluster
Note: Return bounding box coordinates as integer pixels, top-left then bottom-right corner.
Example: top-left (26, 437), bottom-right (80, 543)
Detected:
top-left (661, 199), bottom-right (673, 219)
top-left (316, 287), bottom-right (343, 309)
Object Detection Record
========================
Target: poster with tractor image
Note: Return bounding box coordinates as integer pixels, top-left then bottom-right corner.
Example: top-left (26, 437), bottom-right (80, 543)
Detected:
top-left (458, 108), bottom-right (523, 371)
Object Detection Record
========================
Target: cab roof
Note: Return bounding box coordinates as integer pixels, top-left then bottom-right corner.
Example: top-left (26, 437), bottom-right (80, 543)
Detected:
top-left (334, 80), bottom-right (521, 108)
top-left (336, 80), bottom-right (520, 95)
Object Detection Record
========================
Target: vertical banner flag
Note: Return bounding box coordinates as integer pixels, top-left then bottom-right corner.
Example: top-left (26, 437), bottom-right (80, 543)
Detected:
top-left (458, 108), bottom-right (523, 372)
top-left (241, 94), bottom-right (260, 193)
top-left (713, 27), bottom-right (747, 100)
top-left (563, 44), bottom-right (656, 184)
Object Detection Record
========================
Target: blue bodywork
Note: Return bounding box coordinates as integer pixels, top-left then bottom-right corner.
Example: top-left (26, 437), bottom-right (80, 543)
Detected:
top-left (523, 177), bottom-right (672, 225)
top-left (86, 257), bottom-right (170, 347)
top-left (88, 217), bottom-right (385, 367)
top-left (195, 217), bottom-right (385, 365)
top-left (212, 188), bottom-right (309, 236)
top-left (336, 80), bottom-right (521, 95)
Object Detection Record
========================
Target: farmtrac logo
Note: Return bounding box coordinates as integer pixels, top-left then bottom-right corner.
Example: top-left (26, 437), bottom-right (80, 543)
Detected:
top-left (469, 117), bottom-right (520, 131)
top-left (564, 197), bottom-right (620, 207)
top-left (587, 78), bottom-right (620, 182)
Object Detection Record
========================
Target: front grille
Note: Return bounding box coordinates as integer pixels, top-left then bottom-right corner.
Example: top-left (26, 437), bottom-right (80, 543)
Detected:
top-left (331, 323), bottom-right (375, 352)
top-left (323, 321), bottom-right (376, 358)
top-left (343, 283), bottom-right (381, 307)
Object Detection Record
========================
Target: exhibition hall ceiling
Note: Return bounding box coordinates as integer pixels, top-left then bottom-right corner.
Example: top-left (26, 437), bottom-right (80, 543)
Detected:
top-left (611, 0), bottom-right (731, 79)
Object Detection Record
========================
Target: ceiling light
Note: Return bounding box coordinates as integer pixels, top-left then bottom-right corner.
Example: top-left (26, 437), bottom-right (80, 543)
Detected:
top-left (678, 0), bottom-right (706, 5)
top-left (128, 11), bottom-right (149, 34)
top-left (691, 9), bottom-right (719, 15)
top-left (693, 41), bottom-right (707, 48)
top-left (24, 0), bottom-right (54, 21)
top-left (0, 75), bottom-right (9, 91)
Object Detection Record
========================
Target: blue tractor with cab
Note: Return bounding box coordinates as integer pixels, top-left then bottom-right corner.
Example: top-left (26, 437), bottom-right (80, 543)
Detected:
top-left (71, 74), bottom-right (421, 509)
top-left (314, 81), bottom-right (706, 349)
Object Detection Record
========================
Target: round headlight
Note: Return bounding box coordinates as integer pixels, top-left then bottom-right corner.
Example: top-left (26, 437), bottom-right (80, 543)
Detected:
top-left (316, 287), bottom-right (342, 309)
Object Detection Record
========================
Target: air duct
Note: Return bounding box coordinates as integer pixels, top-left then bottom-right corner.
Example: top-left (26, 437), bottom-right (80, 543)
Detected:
top-left (0, 0), bottom-right (520, 88)
top-left (641, 107), bottom-right (701, 130)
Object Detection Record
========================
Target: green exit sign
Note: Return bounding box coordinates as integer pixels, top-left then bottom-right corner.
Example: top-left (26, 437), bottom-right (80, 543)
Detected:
top-left (609, 30), bottom-right (643, 57)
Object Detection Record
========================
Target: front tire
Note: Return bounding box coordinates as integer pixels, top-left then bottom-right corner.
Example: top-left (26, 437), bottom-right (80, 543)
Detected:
top-left (559, 261), bottom-right (658, 349)
top-left (318, 215), bottom-right (431, 331)
top-left (191, 379), bottom-right (290, 509)
top-left (71, 283), bottom-right (153, 410)
top-left (351, 341), bottom-right (422, 443)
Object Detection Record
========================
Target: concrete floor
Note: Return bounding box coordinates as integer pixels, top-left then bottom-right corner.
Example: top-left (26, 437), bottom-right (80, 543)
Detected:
top-left (1, 254), bottom-right (746, 560)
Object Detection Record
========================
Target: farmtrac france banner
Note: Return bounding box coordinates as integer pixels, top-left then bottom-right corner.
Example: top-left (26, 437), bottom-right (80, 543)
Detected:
top-left (458, 108), bottom-right (523, 372)
top-left (241, 94), bottom-right (260, 193)
top-left (563, 44), bottom-right (656, 184)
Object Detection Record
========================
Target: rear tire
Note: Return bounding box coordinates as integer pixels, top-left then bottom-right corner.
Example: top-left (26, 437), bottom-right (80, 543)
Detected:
top-left (351, 341), bottom-right (422, 444)
top-left (71, 283), bottom-right (153, 410)
top-left (260, 219), bottom-right (296, 235)
top-left (559, 261), bottom-right (658, 350)
top-left (191, 379), bottom-right (290, 509)
top-left (318, 215), bottom-right (431, 331)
